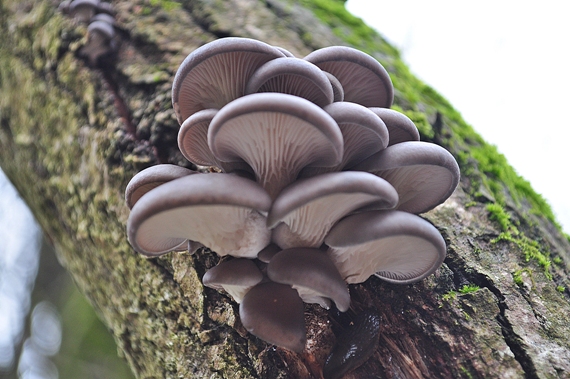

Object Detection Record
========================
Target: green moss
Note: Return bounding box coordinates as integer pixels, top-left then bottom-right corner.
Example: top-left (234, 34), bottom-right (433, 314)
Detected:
top-left (458, 284), bottom-right (480, 294)
top-left (441, 291), bottom-right (457, 302)
top-left (512, 268), bottom-right (533, 287)
top-left (493, 232), bottom-right (552, 280)
top-left (149, 0), bottom-right (181, 11)
top-left (556, 285), bottom-right (566, 293)
top-left (486, 203), bottom-right (513, 233)
top-left (553, 256), bottom-right (563, 265)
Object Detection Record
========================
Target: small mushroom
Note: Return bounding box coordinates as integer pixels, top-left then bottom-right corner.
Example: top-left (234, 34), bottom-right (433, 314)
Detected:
top-left (95, 1), bottom-right (114, 15)
top-left (300, 101), bottom-right (389, 177)
top-left (239, 281), bottom-right (306, 352)
top-left (245, 57), bottom-right (334, 107)
top-left (68, 0), bottom-right (100, 23)
top-left (325, 210), bottom-right (447, 284)
top-left (267, 248), bottom-right (350, 311)
top-left (89, 12), bottom-right (116, 25)
top-left (208, 93), bottom-right (344, 199)
top-left (202, 258), bottom-right (264, 303)
top-left (257, 243), bottom-right (282, 263)
top-left (268, 171), bottom-right (398, 249)
top-left (124, 164), bottom-right (197, 209)
top-left (171, 37), bottom-right (285, 124)
top-left (81, 19), bottom-right (116, 66)
top-left (127, 173), bottom-right (272, 258)
top-left (323, 71), bottom-right (344, 102)
top-left (304, 46), bottom-right (393, 108)
top-left (369, 108), bottom-right (420, 146)
top-left (352, 141), bottom-right (460, 214)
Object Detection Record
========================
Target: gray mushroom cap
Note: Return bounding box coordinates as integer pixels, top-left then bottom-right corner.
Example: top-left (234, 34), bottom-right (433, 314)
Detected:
top-left (172, 37), bottom-right (285, 124)
top-left (304, 46), bottom-right (393, 108)
top-left (202, 258), bottom-right (264, 303)
top-left (257, 243), bottom-right (282, 263)
top-left (239, 281), bottom-right (306, 352)
top-left (301, 101), bottom-right (389, 177)
top-left (69, 0), bottom-right (100, 23)
top-left (245, 57), bottom-right (334, 107)
top-left (325, 210), bottom-right (446, 284)
top-left (323, 71), bottom-right (344, 102)
top-left (369, 108), bottom-right (420, 146)
top-left (268, 171), bottom-right (398, 249)
top-left (267, 248), bottom-right (350, 311)
top-left (124, 164), bottom-right (197, 209)
top-left (352, 141), bottom-right (460, 214)
top-left (208, 93), bottom-right (344, 199)
top-left (127, 173), bottom-right (272, 258)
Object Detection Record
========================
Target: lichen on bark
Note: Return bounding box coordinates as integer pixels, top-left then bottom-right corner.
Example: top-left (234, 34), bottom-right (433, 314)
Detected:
top-left (1, 0), bottom-right (569, 378)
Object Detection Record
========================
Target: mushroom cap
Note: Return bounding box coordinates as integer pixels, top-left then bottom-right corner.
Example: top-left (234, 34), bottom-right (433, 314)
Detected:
top-left (369, 108), bottom-right (420, 146)
top-left (323, 71), bottom-right (344, 102)
top-left (87, 19), bottom-right (115, 41)
top-left (69, 0), bottom-right (100, 23)
top-left (127, 173), bottom-right (272, 258)
top-left (208, 93), bottom-right (344, 199)
top-left (257, 243), bottom-right (282, 263)
top-left (267, 248), bottom-right (350, 311)
top-left (352, 141), bottom-right (460, 214)
top-left (202, 258), bottom-right (264, 303)
top-left (245, 57), bottom-right (334, 107)
top-left (239, 281), bottom-right (306, 352)
top-left (172, 37), bottom-right (285, 124)
top-left (95, 1), bottom-right (114, 15)
top-left (304, 46), bottom-right (393, 108)
top-left (300, 101), bottom-right (389, 176)
top-left (90, 13), bottom-right (116, 25)
top-left (268, 171), bottom-right (398, 249)
top-left (325, 210), bottom-right (446, 284)
top-left (124, 164), bottom-right (197, 209)
top-left (273, 46), bottom-right (295, 57)
top-left (177, 108), bottom-right (219, 166)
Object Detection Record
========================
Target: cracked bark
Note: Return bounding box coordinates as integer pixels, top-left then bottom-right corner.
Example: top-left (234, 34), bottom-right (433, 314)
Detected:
top-left (1, 0), bottom-right (569, 378)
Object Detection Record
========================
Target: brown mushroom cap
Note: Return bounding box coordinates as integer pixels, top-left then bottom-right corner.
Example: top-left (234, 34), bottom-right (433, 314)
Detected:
top-left (301, 101), bottom-right (389, 177)
top-left (267, 248), bottom-right (350, 311)
top-left (352, 141), bottom-right (460, 214)
top-left (268, 171), bottom-right (398, 249)
top-left (202, 258), bottom-right (264, 303)
top-left (240, 281), bottom-right (306, 352)
top-left (172, 37), bottom-right (285, 124)
top-left (325, 210), bottom-right (446, 284)
top-left (208, 93), bottom-right (344, 199)
top-left (304, 46), bottom-right (393, 108)
top-left (127, 173), bottom-right (272, 258)
top-left (369, 108), bottom-right (420, 146)
top-left (124, 164), bottom-right (197, 209)
top-left (245, 57), bottom-right (334, 107)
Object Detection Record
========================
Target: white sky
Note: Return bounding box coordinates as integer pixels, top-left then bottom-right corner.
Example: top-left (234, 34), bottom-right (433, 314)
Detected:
top-left (346, 0), bottom-right (570, 232)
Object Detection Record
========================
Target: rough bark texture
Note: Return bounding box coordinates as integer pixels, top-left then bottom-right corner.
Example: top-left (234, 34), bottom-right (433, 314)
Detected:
top-left (1, 0), bottom-right (569, 378)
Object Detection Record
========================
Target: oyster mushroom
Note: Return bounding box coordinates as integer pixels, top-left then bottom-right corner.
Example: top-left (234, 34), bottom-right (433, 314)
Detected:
top-left (304, 46), bottom-right (393, 108)
top-left (127, 173), bottom-right (271, 258)
top-left (202, 258), bottom-right (264, 303)
top-left (124, 164), bottom-right (197, 209)
top-left (239, 281), bottom-right (306, 352)
top-left (171, 37), bottom-right (285, 124)
top-left (369, 108), bottom-right (420, 146)
top-left (352, 141), bottom-right (460, 214)
top-left (325, 210), bottom-right (447, 284)
top-left (208, 93), bottom-right (344, 199)
top-left (300, 101), bottom-right (389, 177)
top-left (267, 247), bottom-right (350, 311)
top-left (245, 57), bottom-right (334, 107)
top-left (268, 171), bottom-right (398, 249)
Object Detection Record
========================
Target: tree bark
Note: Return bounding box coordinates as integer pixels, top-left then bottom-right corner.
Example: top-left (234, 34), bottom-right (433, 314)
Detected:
top-left (1, 0), bottom-right (569, 378)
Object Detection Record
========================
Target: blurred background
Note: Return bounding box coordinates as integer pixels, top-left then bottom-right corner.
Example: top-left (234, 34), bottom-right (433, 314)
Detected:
top-left (0, 169), bottom-right (134, 379)
top-left (1, 1), bottom-right (569, 378)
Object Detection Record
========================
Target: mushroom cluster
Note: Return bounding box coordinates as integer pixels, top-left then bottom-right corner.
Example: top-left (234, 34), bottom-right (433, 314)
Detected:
top-left (59, 0), bottom-right (118, 67)
top-left (125, 38), bottom-right (460, 352)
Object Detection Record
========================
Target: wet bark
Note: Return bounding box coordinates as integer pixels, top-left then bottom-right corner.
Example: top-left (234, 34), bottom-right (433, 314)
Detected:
top-left (1, 0), bottom-right (569, 378)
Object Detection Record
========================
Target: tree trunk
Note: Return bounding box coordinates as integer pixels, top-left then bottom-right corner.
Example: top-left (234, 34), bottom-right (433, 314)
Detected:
top-left (1, 0), bottom-right (569, 378)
